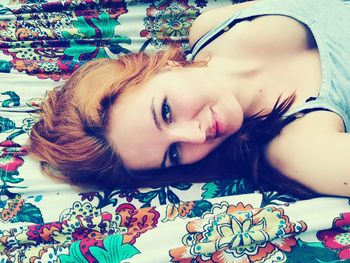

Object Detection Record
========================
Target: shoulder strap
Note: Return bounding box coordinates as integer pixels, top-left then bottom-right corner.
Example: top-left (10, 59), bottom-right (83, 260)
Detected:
top-left (188, 10), bottom-right (250, 60)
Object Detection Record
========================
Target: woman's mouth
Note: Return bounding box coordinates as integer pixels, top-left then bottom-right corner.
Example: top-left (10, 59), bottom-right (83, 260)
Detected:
top-left (213, 109), bottom-right (226, 136)
top-left (206, 117), bottom-right (217, 140)
top-left (207, 107), bottom-right (226, 140)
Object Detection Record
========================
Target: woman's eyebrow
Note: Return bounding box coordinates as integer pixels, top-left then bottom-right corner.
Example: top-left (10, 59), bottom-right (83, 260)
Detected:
top-left (151, 96), bottom-right (162, 131)
top-left (151, 96), bottom-right (167, 168)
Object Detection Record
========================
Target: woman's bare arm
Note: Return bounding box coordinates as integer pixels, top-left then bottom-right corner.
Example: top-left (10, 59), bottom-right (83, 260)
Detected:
top-left (266, 111), bottom-right (350, 197)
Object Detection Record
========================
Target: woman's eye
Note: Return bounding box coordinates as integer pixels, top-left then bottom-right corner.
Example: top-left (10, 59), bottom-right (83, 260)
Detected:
top-left (168, 143), bottom-right (180, 166)
top-left (161, 97), bottom-right (172, 123)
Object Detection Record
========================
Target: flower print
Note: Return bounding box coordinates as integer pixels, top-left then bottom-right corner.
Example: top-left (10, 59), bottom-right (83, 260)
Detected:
top-left (12, 60), bottom-right (27, 71)
top-left (71, 228), bottom-right (105, 242)
top-left (0, 21), bottom-right (7, 30)
top-left (80, 192), bottom-right (97, 202)
top-left (98, 0), bottom-right (128, 19)
top-left (178, 201), bottom-right (195, 217)
top-left (13, 60), bottom-right (39, 74)
top-left (38, 61), bottom-right (60, 74)
top-left (74, 232), bottom-right (105, 262)
top-left (271, 236), bottom-right (297, 252)
top-left (116, 203), bottom-right (160, 244)
top-left (26, 98), bottom-right (44, 111)
top-left (141, 1), bottom-right (200, 48)
top-left (62, 202), bottom-right (107, 231)
top-left (37, 72), bottom-right (71, 81)
top-left (317, 212), bottom-right (350, 260)
top-left (15, 27), bottom-right (39, 41)
top-left (118, 189), bottom-right (140, 202)
top-left (162, 201), bottom-right (195, 223)
top-left (170, 202), bottom-right (306, 262)
top-left (159, 7), bottom-right (193, 37)
top-left (226, 201), bottom-right (254, 215)
top-left (22, 117), bottom-right (36, 133)
top-left (0, 140), bottom-right (28, 157)
top-left (0, 140), bottom-right (21, 148)
top-left (195, 0), bottom-right (208, 8)
top-left (0, 155), bottom-right (24, 172)
top-left (3, 2), bottom-right (129, 81)
top-left (22, 246), bottom-right (67, 263)
top-left (0, 196), bottom-right (25, 222)
top-left (0, 229), bottom-right (21, 253)
top-left (27, 222), bottom-right (63, 243)
top-left (59, 202), bottom-right (126, 246)
top-left (74, 9), bottom-right (100, 18)
top-left (10, 49), bottom-right (65, 80)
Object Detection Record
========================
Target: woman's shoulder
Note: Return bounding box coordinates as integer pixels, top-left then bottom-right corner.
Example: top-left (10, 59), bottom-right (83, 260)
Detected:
top-left (265, 110), bottom-right (349, 196)
top-left (266, 111), bottom-right (344, 163)
top-left (189, 1), bottom-right (258, 47)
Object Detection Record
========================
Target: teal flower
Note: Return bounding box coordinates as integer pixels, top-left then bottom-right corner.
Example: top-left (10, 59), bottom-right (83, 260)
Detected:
top-left (141, 2), bottom-right (200, 48)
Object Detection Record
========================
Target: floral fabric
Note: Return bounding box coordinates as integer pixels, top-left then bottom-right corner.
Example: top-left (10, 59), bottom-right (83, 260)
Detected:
top-left (0, 0), bottom-right (349, 262)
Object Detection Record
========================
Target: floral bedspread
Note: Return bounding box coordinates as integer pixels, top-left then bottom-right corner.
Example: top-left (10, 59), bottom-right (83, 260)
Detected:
top-left (0, 0), bottom-right (349, 262)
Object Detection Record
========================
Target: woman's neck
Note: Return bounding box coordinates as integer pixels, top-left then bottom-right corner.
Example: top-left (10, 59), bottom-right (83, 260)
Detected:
top-left (206, 56), bottom-right (277, 117)
top-left (206, 51), bottom-right (321, 118)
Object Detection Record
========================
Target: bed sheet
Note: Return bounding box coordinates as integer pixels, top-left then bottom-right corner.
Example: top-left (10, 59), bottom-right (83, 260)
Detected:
top-left (0, 0), bottom-right (349, 262)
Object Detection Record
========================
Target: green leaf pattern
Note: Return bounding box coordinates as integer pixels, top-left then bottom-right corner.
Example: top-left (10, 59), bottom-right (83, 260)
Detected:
top-left (60, 235), bottom-right (140, 263)
top-left (1, 91), bottom-right (20, 107)
top-left (63, 12), bottom-right (131, 62)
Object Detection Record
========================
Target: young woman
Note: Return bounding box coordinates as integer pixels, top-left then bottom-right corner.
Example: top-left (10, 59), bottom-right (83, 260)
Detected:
top-left (29, 0), bottom-right (350, 197)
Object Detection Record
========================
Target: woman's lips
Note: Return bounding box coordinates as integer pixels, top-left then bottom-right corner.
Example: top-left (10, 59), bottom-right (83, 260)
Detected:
top-left (212, 108), bottom-right (226, 137)
top-left (206, 116), bottom-right (217, 140)
top-left (207, 107), bottom-right (226, 140)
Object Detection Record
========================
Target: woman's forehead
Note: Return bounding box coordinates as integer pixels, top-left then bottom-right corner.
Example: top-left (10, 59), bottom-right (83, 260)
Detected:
top-left (108, 85), bottom-right (164, 170)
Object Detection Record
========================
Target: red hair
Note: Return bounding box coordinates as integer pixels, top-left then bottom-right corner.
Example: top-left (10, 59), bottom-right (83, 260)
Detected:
top-left (28, 46), bottom-right (208, 188)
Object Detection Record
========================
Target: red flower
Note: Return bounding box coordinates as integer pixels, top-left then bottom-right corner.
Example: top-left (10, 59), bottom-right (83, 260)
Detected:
top-left (0, 140), bottom-right (21, 148)
top-left (317, 213), bottom-right (350, 259)
top-left (0, 140), bottom-right (27, 157)
top-left (0, 155), bottom-right (24, 172)
top-left (27, 222), bottom-right (63, 243)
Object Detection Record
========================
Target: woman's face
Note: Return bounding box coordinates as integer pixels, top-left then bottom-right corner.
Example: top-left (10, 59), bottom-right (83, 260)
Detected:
top-left (108, 66), bottom-right (244, 170)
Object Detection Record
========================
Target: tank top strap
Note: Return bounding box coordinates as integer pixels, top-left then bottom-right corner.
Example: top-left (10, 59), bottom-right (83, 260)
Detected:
top-left (186, 10), bottom-right (247, 61)
top-left (186, 0), bottom-right (317, 62)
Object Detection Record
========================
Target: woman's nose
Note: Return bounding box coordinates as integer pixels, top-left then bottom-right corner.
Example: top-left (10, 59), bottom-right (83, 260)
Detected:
top-left (167, 120), bottom-right (206, 144)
